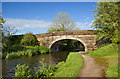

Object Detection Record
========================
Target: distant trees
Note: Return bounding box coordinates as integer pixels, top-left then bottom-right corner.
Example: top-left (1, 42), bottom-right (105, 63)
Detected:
top-left (92, 2), bottom-right (120, 45)
top-left (48, 12), bottom-right (77, 32)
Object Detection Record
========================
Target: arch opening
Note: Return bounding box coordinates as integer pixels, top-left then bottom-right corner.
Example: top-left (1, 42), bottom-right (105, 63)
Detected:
top-left (49, 38), bottom-right (86, 52)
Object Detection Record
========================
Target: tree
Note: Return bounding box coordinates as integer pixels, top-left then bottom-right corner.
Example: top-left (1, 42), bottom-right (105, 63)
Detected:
top-left (0, 12), bottom-right (5, 27)
top-left (0, 12), bottom-right (5, 37)
top-left (21, 33), bottom-right (38, 46)
top-left (92, 2), bottom-right (120, 45)
top-left (48, 12), bottom-right (77, 32)
top-left (2, 25), bottom-right (18, 52)
top-left (3, 25), bottom-right (18, 36)
top-left (0, 12), bottom-right (5, 59)
top-left (0, 12), bottom-right (5, 39)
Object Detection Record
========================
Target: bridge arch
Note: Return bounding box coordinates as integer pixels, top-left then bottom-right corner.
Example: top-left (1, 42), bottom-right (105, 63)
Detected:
top-left (35, 30), bottom-right (96, 52)
top-left (49, 36), bottom-right (87, 52)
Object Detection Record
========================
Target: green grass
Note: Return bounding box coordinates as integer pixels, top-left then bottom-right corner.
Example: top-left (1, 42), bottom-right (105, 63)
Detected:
top-left (54, 52), bottom-right (83, 77)
top-left (106, 63), bottom-right (118, 77)
top-left (86, 44), bottom-right (118, 57)
top-left (86, 44), bottom-right (118, 77)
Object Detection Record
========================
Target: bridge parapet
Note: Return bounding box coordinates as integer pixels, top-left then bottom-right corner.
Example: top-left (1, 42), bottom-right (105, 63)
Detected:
top-left (35, 30), bottom-right (95, 38)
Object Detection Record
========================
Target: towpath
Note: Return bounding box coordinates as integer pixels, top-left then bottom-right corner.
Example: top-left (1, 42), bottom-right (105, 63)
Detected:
top-left (78, 52), bottom-right (106, 78)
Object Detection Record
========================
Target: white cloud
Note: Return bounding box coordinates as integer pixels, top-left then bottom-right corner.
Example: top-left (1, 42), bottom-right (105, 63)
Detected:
top-left (76, 21), bottom-right (92, 30)
top-left (88, 20), bottom-right (94, 26)
top-left (4, 18), bottom-right (51, 30)
top-left (5, 18), bottom-right (93, 30)
top-left (4, 18), bottom-right (93, 35)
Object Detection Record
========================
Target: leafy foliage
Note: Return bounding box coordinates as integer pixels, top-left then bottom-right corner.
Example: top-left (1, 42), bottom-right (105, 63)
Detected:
top-left (5, 46), bottom-right (51, 59)
top-left (14, 61), bottom-right (56, 78)
top-left (48, 12), bottom-right (78, 32)
top-left (0, 12), bottom-right (5, 59)
top-left (35, 60), bottom-right (57, 78)
top-left (15, 64), bottom-right (33, 78)
top-left (92, 2), bottom-right (120, 45)
top-left (0, 12), bottom-right (5, 27)
top-left (24, 46), bottom-right (51, 54)
top-left (2, 35), bottom-right (24, 52)
top-left (21, 33), bottom-right (38, 46)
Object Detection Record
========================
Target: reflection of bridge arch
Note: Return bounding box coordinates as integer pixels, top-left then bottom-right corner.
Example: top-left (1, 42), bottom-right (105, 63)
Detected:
top-left (49, 36), bottom-right (87, 52)
top-left (35, 30), bottom-right (96, 52)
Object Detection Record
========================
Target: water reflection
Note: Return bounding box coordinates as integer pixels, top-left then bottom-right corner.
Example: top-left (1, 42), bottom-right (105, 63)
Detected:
top-left (2, 51), bottom-right (69, 77)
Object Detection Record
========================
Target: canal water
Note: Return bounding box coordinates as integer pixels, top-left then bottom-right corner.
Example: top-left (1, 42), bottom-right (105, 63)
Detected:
top-left (2, 51), bottom-right (70, 77)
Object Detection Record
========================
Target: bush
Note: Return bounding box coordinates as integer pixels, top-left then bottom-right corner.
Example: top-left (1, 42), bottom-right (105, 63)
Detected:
top-left (21, 33), bottom-right (38, 46)
top-left (5, 52), bottom-right (22, 59)
top-left (25, 46), bottom-right (51, 54)
top-left (11, 44), bottom-right (25, 52)
top-left (5, 46), bottom-right (51, 59)
top-left (39, 46), bottom-right (51, 54)
top-left (35, 60), bottom-right (57, 78)
top-left (14, 61), bottom-right (56, 78)
top-left (2, 35), bottom-right (24, 52)
top-left (15, 64), bottom-right (33, 78)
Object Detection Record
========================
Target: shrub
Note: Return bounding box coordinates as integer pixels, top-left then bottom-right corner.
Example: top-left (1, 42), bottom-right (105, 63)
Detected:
top-left (25, 46), bottom-right (51, 54)
top-left (5, 52), bottom-right (21, 59)
top-left (4, 46), bottom-right (51, 59)
top-left (14, 61), bottom-right (56, 78)
top-left (2, 35), bottom-right (24, 52)
top-left (39, 47), bottom-right (51, 54)
top-left (33, 46), bottom-right (40, 55)
top-left (15, 64), bottom-right (33, 78)
top-left (12, 44), bottom-right (25, 52)
top-left (21, 33), bottom-right (38, 46)
top-left (35, 61), bottom-right (56, 78)
top-left (26, 49), bottom-right (34, 57)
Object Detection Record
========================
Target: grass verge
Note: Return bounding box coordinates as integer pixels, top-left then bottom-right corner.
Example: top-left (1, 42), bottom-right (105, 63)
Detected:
top-left (54, 52), bottom-right (83, 77)
top-left (86, 44), bottom-right (118, 77)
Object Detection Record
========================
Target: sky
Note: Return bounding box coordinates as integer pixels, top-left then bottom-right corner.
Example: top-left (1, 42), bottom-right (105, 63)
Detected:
top-left (2, 2), bottom-right (98, 35)
top-left (2, 0), bottom-right (100, 2)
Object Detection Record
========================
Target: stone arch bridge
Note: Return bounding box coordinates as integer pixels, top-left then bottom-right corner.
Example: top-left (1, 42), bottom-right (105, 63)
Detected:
top-left (35, 30), bottom-right (96, 52)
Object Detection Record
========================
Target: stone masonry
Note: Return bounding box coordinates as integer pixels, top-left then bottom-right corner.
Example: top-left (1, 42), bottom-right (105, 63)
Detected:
top-left (35, 30), bottom-right (96, 52)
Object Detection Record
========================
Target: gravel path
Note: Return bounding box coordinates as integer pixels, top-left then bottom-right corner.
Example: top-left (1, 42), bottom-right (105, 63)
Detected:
top-left (78, 53), bottom-right (106, 78)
